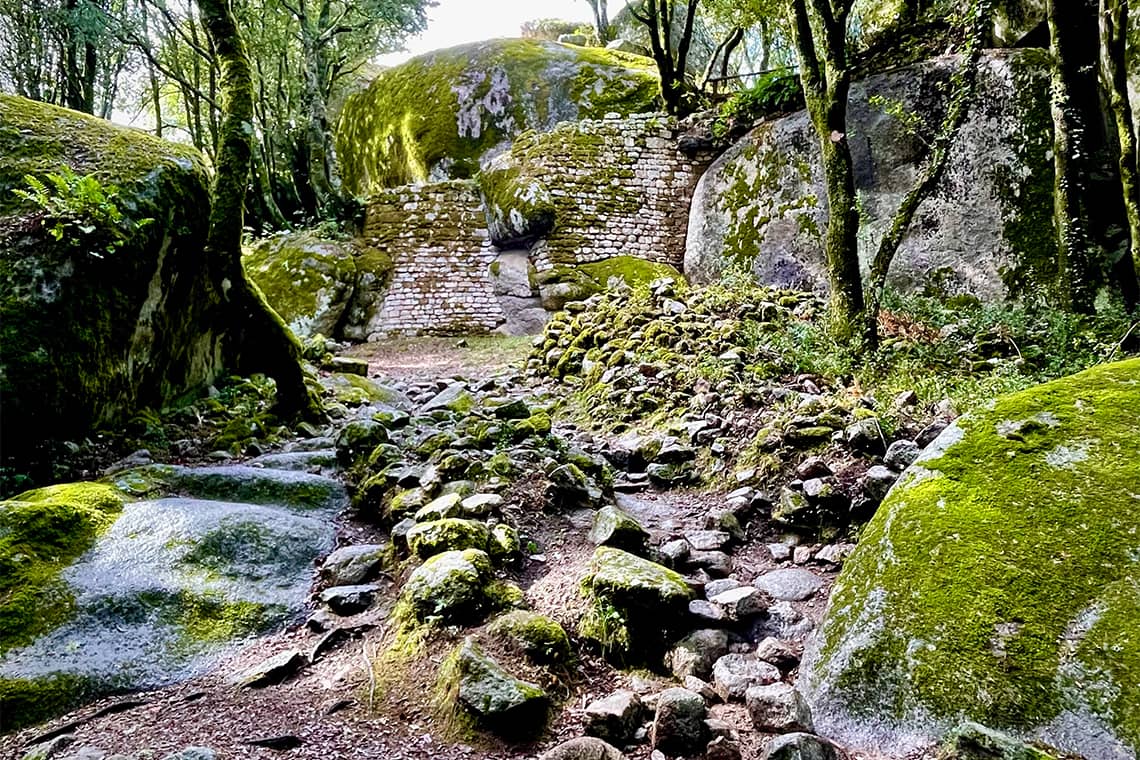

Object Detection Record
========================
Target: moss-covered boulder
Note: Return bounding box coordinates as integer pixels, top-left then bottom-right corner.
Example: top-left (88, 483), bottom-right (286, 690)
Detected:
top-left (0, 466), bottom-right (342, 733)
top-left (243, 232), bottom-right (393, 340)
top-left (400, 548), bottom-right (506, 625)
top-left (579, 546), bottom-right (694, 662)
top-left (802, 359), bottom-right (1140, 758)
top-left (487, 610), bottom-right (572, 664)
top-left (437, 637), bottom-right (550, 739)
top-left (538, 257), bottom-right (680, 310)
top-left (336, 39), bottom-right (659, 194)
top-left (407, 518), bottom-right (492, 559)
top-left (685, 50), bottom-right (1068, 303)
top-left (0, 95), bottom-right (222, 459)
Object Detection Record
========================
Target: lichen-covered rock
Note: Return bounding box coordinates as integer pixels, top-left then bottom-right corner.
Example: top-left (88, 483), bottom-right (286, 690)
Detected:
top-left (438, 637), bottom-right (550, 738)
top-left (0, 95), bottom-right (221, 456)
top-left (801, 359), bottom-right (1140, 758)
top-left (0, 467), bottom-right (340, 732)
top-left (685, 50), bottom-right (1064, 303)
top-left (336, 39), bottom-right (659, 194)
top-left (579, 546), bottom-right (694, 661)
top-left (242, 232), bottom-right (392, 341)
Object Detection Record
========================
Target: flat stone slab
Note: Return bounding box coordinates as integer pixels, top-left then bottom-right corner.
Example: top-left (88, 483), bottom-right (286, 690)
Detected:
top-left (753, 568), bottom-right (824, 601)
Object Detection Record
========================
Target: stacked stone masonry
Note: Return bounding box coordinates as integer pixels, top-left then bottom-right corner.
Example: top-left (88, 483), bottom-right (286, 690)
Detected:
top-left (362, 182), bottom-right (502, 336)
top-left (524, 113), bottom-right (716, 271)
top-left (361, 114), bottom-right (715, 336)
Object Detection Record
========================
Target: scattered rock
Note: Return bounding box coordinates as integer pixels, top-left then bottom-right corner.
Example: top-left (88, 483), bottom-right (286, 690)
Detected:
top-left (401, 549), bottom-right (498, 625)
top-left (584, 690), bottom-right (644, 744)
top-left (712, 654), bottom-right (780, 701)
top-left (883, 439), bottom-right (921, 471)
top-left (762, 733), bottom-right (843, 760)
top-left (321, 544), bottom-right (388, 585)
top-left (649, 688), bottom-right (708, 756)
top-left (755, 637), bottom-right (799, 671)
top-left (318, 584), bottom-right (380, 615)
top-left (706, 736), bottom-right (743, 760)
top-left (407, 518), bottom-right (491, 559)
top-left (753, 568), bottom-right (824, 601)
top-left (746, 682), bottom-right (813, 732)
top-left (666, 629), bottom-right (730, 680)
top-left (441, 638), bottom-right (549, 738)
top-left (540, 737), bottom-right (626, 760)
top-left (237, 650), bottom-right (307, 688)
top-left (588, 505), bottom-right (651, 554)
top-left (709, 586), bottom-right (769, 621)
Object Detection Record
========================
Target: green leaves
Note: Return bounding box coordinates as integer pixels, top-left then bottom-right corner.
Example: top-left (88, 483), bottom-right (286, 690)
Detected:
top-left (12, 166), bottom-right (149, 257)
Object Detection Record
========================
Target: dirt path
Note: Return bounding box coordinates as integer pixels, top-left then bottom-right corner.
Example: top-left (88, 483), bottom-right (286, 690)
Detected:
top-left (3, 338), bottom-right (854, 760)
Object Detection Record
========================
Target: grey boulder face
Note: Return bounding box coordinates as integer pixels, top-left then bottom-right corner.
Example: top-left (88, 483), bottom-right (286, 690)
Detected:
top-left (685, 50), bottom-right (1060, 304)
top-left (242, 232), bottom-right (375, 341)
top-left (0, 466), bottom-right (342, 729)
top-left (441, 638), bottom-right (550, 738)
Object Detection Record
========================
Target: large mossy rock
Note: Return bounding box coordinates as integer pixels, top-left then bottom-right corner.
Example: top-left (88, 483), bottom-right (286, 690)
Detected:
top-left (684, 50), bottom-right (1063, 303)
top-left (801, 359), bottom-right (1140, 758)
top-left (0, 465), bottom-right (342, 733)
top-left (0, 95), bottom-right (222, 458)
top-left (243, 232), bottom-right (392, 341)
top-left (438, 637), bottom-right (550, 738)
top-left (579, 547), bottom-right (694, 662)
top-left (336, 39), bottom-right (659, 194)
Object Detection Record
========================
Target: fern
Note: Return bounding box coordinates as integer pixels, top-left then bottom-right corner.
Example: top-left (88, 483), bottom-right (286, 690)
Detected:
top-left (11, 167), bottom-right (147, 258)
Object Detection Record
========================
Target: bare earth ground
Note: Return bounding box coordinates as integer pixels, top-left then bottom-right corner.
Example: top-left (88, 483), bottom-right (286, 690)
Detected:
top-left (2, 336), bottom-right (880, 760)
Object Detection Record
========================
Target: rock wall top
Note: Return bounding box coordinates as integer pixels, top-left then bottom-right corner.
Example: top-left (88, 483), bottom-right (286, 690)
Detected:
top-left (335, 39), bottom-right (660, 195)
top-left (684, 49), bottom-right (1057, 303)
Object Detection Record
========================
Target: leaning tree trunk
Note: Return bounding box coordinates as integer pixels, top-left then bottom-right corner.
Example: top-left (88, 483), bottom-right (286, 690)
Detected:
top-left (197, 0), bottom-right (323, 420)
top-left (865, 0), bottom-right (994, 346)
top-left (1102, 0), bottom-right (1140, 282)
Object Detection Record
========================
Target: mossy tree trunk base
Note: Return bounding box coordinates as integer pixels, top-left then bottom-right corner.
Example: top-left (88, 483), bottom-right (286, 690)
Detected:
top-left (198, 0), bottom-right (325, 423)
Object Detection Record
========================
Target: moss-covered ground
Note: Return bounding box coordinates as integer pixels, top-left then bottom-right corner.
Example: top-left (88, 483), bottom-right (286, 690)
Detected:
top-left (0, 483), bottom-right (125, 654)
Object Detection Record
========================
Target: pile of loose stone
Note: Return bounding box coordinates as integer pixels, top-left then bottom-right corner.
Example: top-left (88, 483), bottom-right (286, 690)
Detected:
top-left (528, 278), bottom-right (959, 537)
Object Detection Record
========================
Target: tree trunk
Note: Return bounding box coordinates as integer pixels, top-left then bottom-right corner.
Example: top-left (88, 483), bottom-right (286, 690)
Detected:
top-left (1102, 0), bottom-right (1140, 292)
top-left (196, 0), bottom-right (323, 420)
top-left (1046, 0), bottom-right (1100, 312)
top-left (631, 0), bottom-right (700, 115)
top-left (790, 0), bottom-right (864, 343)
top-left (589, 0), bottom-right (610, 44)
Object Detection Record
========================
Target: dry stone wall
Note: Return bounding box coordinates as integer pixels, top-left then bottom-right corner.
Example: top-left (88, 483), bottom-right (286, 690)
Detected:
top-left (360, 114), bottom-right (714, 336)
top-left (512, 113), bottom-right (716, 272)
top-left (361, 182), bottom-right (503, 337)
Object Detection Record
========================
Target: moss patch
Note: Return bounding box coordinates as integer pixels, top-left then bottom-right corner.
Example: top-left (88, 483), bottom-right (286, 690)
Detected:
top-left (810, 358), bottom-right (1140, 751)
top-left (0, 482), bottom-right (125, 653)
top-left (0, 673), bottom-right (98, 734)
